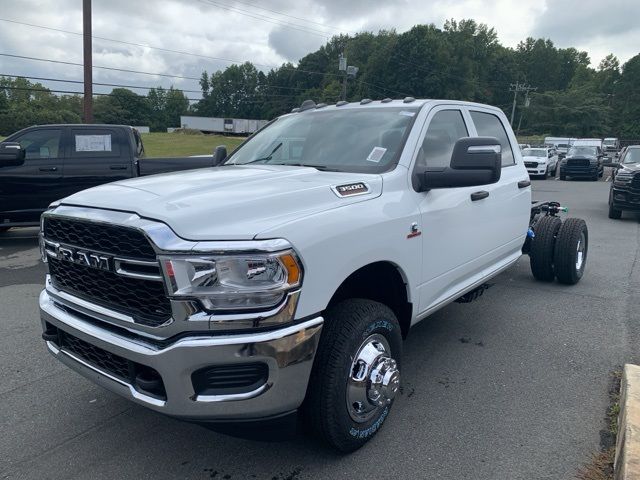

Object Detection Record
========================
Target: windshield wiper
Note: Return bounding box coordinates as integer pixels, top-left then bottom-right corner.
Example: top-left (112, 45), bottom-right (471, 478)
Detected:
top-left (239, 143), bottom-right (283, 165)
top-left (270, 163), bottom-right (341, 172)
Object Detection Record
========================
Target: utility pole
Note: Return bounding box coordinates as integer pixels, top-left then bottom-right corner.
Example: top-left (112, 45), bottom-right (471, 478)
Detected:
top-left (509, 82), bottom-right (536, 126)
top-left (339, 53), bottom-right (347, 101)
top-left (516, 90), bottom-right (532, 136)
top-left (82, 0), bottom-right (93, 123)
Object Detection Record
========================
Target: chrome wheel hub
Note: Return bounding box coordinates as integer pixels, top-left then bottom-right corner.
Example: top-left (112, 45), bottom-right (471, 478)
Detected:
top-left (347, 334), bottom-right (400, 423)
top-left (576, 231), bottom-right (586, 270)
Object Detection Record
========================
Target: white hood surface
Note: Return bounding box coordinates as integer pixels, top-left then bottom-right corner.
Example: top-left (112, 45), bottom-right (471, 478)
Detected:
top-left (60, 165), bottom-right (383, 240)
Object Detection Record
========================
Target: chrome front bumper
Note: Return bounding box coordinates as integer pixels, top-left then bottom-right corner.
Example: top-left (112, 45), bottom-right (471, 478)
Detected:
top-left (40, 289), bottom-right (323, 421)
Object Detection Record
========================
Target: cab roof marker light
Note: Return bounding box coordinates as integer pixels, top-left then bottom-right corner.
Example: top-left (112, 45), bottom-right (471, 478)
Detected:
top-left (381, 98), bottom-right (393, 103)
top-left (360, 98), bottom-right (372, 105)
top-left (403, 97), bottom-right (416, 103)
top-left (299, 99), bottom-right (316, 111)
top-left (336, 100), bottom-right (348, 107)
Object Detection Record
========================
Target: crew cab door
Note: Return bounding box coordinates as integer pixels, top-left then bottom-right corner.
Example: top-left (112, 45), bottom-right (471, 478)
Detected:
top-left (411, 105), bottom-right (529, 315)
top-left (62, 127), bottom-right (133, 196)
top-left (466, 107), bottom-right (531, 268)
top-left (0, 127), bottom-right (65, 224)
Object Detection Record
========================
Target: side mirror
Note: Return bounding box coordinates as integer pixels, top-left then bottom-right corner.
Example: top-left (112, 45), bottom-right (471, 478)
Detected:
top-left (603, 162), bottom-right (622, 169)
top-left (212, 145), bottom-right (227, 166)
top-left (419, 137), bottom-right (502, 191)
top-left (0, 142), bottom-right (26, 167)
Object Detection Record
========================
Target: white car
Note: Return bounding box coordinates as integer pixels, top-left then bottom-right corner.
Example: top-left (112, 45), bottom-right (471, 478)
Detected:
top-left (522, 147), bottom-right (558, 179)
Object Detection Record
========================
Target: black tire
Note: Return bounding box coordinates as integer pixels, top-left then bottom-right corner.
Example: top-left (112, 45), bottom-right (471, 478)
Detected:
top-left (304, 299), bottom-right (402, 452)
top-left (530, 216), bottom-right (562, 282)
top-left (608, 204), bottom-right (622, 219)
top-left (554, 218), bottom-right (588, 285)
top-left (0, 227), bottom-right (10, 234)
top-left (539, 169), bottom-right (547, 180)
top-left (560, 173), bottom-right (566, 181)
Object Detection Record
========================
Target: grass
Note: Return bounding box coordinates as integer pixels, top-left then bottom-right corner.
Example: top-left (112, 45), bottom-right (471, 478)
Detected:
top-left (576, 369), bottom-right (622, 480)
top-left (141, 132), bottom-right (246, 157)
top-left (0, 132), bottom-right (246, 157)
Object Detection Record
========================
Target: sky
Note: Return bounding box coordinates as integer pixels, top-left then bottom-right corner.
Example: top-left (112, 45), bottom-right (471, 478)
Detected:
top-left (0, 0), bottom-right (638, 102)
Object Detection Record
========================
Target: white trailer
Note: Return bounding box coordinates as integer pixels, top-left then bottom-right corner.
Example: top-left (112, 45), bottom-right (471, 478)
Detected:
top-left (180, 116), bottom-right (268, 134)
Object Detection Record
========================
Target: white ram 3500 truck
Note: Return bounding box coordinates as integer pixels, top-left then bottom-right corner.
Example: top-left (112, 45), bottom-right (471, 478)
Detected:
top-left (38, 98), bottom-right (588, 452)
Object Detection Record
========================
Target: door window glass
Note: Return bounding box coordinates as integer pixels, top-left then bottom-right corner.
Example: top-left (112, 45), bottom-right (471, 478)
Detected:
top-left (470, 111), bottom-right (515, 166)
top-left (415, 110), bottom-right (468, 170)
top-left (14, 129), bottom-right (62, 159)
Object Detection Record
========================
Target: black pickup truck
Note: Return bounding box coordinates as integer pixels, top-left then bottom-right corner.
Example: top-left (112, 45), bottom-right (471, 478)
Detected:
top-left (0, 124), bottom-right (227, 231)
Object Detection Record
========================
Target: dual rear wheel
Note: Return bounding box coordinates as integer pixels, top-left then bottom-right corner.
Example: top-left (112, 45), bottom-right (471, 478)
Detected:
top-left (529, 216), bottom-right (588, 284)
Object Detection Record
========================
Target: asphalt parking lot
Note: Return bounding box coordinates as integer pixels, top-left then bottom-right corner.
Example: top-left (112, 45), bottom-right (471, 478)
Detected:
top-left (1, 178), bottom-right (639, 480)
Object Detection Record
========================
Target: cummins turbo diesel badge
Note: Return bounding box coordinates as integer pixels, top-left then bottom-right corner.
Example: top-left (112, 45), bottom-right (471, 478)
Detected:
top-left (332, 182), bottom-right (369, 197)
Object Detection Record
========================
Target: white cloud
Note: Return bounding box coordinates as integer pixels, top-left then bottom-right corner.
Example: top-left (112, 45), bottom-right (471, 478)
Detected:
top-left (0, 0), bottom-right (637, 99)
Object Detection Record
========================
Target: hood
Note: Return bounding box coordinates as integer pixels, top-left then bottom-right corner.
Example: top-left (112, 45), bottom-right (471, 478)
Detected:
top-left (60, 165), bottom-right (383, 240)
top-left (619, 163), bottom-right (640, 173)
top-left (523, 156), bottom-right (547, 163)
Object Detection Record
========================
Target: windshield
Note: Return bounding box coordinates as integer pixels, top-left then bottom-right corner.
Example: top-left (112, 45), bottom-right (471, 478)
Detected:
top-left (603, 139), bottom-right (615, 146)
top-left (558, 144), bottom-right (568, 148)
top-left (623, 148), bottom-right (640, 164)
top-left (522, 149), bottom-right (546, 157)
top-left (225, 106), bottom-right (420, 172)
top-left (568, 146), bottom-right (597, 156)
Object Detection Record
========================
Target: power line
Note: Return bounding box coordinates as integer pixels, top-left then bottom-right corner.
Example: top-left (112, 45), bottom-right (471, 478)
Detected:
top-left (0, 18), bottom-right (407, 96)
top-left (0, 55), bottom-right (316, 93)
top-left (0, 73), bottom-right (201, 93)
top-left (0, 17), bottom-right (333, 77)
top-left (220, 0), bottom-right (353, 33)
top-left (198, 0), bottom-right (331, 38)
top-left (0, 82), bottom-right (309, 102)
top-left (0, 85), bottom-right (201, 101)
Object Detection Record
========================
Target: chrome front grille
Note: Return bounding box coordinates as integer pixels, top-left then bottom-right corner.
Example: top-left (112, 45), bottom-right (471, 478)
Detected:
top-left (44, 217), bottom-right (157, 260)
top-left (43, 216), bottom-right (171, 327)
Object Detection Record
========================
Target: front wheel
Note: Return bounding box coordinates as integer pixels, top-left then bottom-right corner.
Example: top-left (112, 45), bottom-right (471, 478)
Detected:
top-left (304, 299), bottom-right (402, 452)
top-left (560, 173), bottom-right (567, 181)
top-left (0, 227), bottom-right (10, 234)
top-left (608, 203), bottom-right (622, 219)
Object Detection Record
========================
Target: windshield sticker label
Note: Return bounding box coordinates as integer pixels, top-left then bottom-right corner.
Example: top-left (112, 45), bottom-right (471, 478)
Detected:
top-left (399, 111), bottom-right (416, 117)
top-left (75, 134), bottom-right (112, 152)
top-left (333, 182), bottom-right (369, 197)
top-left (366, 147), bottom-right (387, 163)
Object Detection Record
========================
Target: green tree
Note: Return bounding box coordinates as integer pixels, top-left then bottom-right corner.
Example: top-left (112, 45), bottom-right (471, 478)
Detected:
top-left (94, 88), bottom-right (151, 126)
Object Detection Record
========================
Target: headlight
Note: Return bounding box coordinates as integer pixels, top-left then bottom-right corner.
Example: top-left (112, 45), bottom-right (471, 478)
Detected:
top-left (160, 250), bottom-right (301, 311)
top-left (614, 173), bottom-right (633, 186)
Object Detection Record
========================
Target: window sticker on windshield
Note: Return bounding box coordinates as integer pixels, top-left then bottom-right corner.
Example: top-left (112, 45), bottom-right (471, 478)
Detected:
top-left (75, 134), bottom-right (112, 152)
top-left (399, 111), bottom-right (416, 117)
top-left (366, 147), bottom-right (387, 163)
